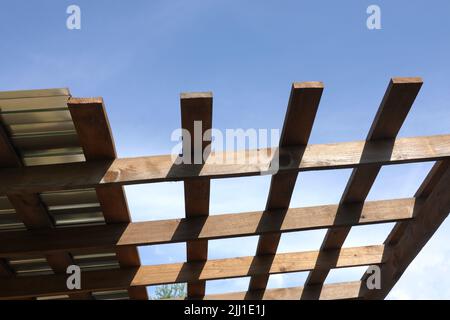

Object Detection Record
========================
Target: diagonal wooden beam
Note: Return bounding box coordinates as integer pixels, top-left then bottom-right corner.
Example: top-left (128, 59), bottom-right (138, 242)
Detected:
top-left (249, 82), bottom-right (323, 290)
top-left (68, 97), bottom-right (148, 300)
top-left (180, 92), bottom-right (213, 298)
top-left (361, 160), bottom-right (450, 299)
top-left (0, 245), bottom-right (386, 299)
top-left (0, 197), bottom-right (416, 257)
top-left (0, 120), bottom-right (91, 299)
top-left (304, 77), bottom-right (423, 289)
top-left (0, 133), bottom-right (448, 195)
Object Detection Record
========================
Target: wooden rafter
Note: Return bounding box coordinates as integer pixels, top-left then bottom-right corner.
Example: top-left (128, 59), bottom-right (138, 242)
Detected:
top-left (68, 97), bottom-right (148, 300)
top-left (361, 160), bottom-right (450, 299)
top-left (304, 78), bottom-right (423, 290)
top-left (180, 92), bottom-right (213, 299)
top-left (249, 82), bottom-right (323, 291)
top-left (0, 79), bottom-right (448, 300)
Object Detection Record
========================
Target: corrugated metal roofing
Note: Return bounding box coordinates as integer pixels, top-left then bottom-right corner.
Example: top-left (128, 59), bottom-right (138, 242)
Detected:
top-left (0, 88), bottom-right (128, 300)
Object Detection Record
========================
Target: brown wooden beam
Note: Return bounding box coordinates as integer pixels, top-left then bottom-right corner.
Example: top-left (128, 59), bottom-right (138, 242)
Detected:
top-left (305, 77), bottom-right (423, 288)
top-left (204, 281), bottom-right (365, 300)
top-left (180, 92), bottom-right (213, 298)
top-left (0, 245), bottom-right (386, 299)
top-left (250, 81), bottom-right (323, 290)
top-left (0, 198), bottom-right (415, 257)
top-left (0, 133), bottom-right (447, 195)
top-left (361, 160), bottom-right (450, 299)
top-left (68, 97), bottom-right (148, 300)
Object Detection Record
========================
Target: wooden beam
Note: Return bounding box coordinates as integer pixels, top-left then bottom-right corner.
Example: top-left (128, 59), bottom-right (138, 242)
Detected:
top-left (68, 97), bottom-right (148, 300)
top-left (305, 77), bottom-right (423, 288)
top-left (361, 160), bottom-right (450, 299)
top-left (250, 81), bottom-right (323, 290)
top-left (0, 116), bottom-right (91, 300)
top-left (7, 194), bottom-right (53, 228)
top-left (0, 245), bottom-right (386, 299)
top-left (204, 281), bottom-right (365, 300)
top-left (0, 134), bottom-right (447, 195)
top-left (180, 92), bottom-right (213, 298)
top-left (0, 198), bottom-right (416, 257)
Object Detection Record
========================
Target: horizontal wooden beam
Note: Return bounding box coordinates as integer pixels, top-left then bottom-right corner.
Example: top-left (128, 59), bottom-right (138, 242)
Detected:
top-left (0, 198), bottom-right (415, 257)
top-left (0, 134), bottom-right (448, 195)
top-left (204, 281), bottom-right (365, 300)
top-left (0, 245), bottom-right (385, 299)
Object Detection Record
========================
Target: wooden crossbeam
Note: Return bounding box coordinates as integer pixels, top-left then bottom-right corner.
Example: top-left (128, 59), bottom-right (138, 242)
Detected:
top-left (0, 198), bottom-right (415, 257)
top-left (68, 97), bottom-right (148, 300)
top-left (0, 119), bottom-right (91, 299)
top-left (249, 82), bottom-right (323, 290)
top-left (0, 134), bottom-right (447, 195)
top-left (204, 281), bottom-right (365, 300)
top-left (361, 160), bottom-right (450, 299)
top-left (304, 77), bottom-right (423, 288)
top-left (180, 92), bottom-right (213, 298)
top-left (0, 245), bottom-right (386, 299)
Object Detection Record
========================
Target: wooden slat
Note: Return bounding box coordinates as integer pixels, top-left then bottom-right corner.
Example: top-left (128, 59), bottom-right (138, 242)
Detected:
top-left (1, 118), bottom-right (90, 299)
top-left (361, 160), bottom-right (450, 299)
top-left (0, 198), bottom-right (416, 257)
top-left (204, 281), bottom-right (365, 300)
top-left (304, 77), bottom-right (423, 288)
top-left (250, 82), bottom-right (323, 290)
top-left (384, 161), bottom-right (450, 246)
top-left (0, 245), bottom-right (386, 299)
top-left (0, 133), bottom-right (448, 195)
top-left (68, 97), bottom-right (148, 300)
top-left (0, 123), bottom-right (21, 167)
top-left (7, 194), bottom-right (53, 228)
top-left (180, 92), bottom-right (212, 298)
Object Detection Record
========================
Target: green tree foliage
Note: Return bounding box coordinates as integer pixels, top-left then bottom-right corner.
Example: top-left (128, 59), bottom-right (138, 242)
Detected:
top-left (152, 283), bottom-right (186, 300)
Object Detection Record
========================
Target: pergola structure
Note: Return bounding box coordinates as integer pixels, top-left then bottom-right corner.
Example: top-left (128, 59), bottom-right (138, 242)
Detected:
top-left (0, 77), bottom-right (449, 300)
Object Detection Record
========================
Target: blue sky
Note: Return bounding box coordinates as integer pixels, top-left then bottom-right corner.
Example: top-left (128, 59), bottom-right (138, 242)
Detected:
top-left (1, 0), bottom-right (449, 299)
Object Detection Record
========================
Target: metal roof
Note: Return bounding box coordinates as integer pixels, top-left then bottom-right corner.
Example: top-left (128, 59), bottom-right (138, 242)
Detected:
top-left (0, 88), bottom-right (128, 300)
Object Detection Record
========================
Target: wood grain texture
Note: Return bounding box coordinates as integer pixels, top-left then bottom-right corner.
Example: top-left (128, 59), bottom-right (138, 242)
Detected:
top-left (250, 82), bottom-right (323, 290)
top-left (0, 134), bottom-right (447, 195)
top-left (0, 245), bottom-right (386, 299)
top-left (68, 97), bottom-right (148, 300)
top-left (361, 160), bottom-right (450, 299)
top-left (180, 92), bottom-right (212, 298)
top-left (7, 194), bottom-right (53, 228)
top-left (0, 198), bottom-right (415, 257)
top-left (204, 281), bottom-right (365, 300)
top-left (305, 78), bottom-right (423, 287)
